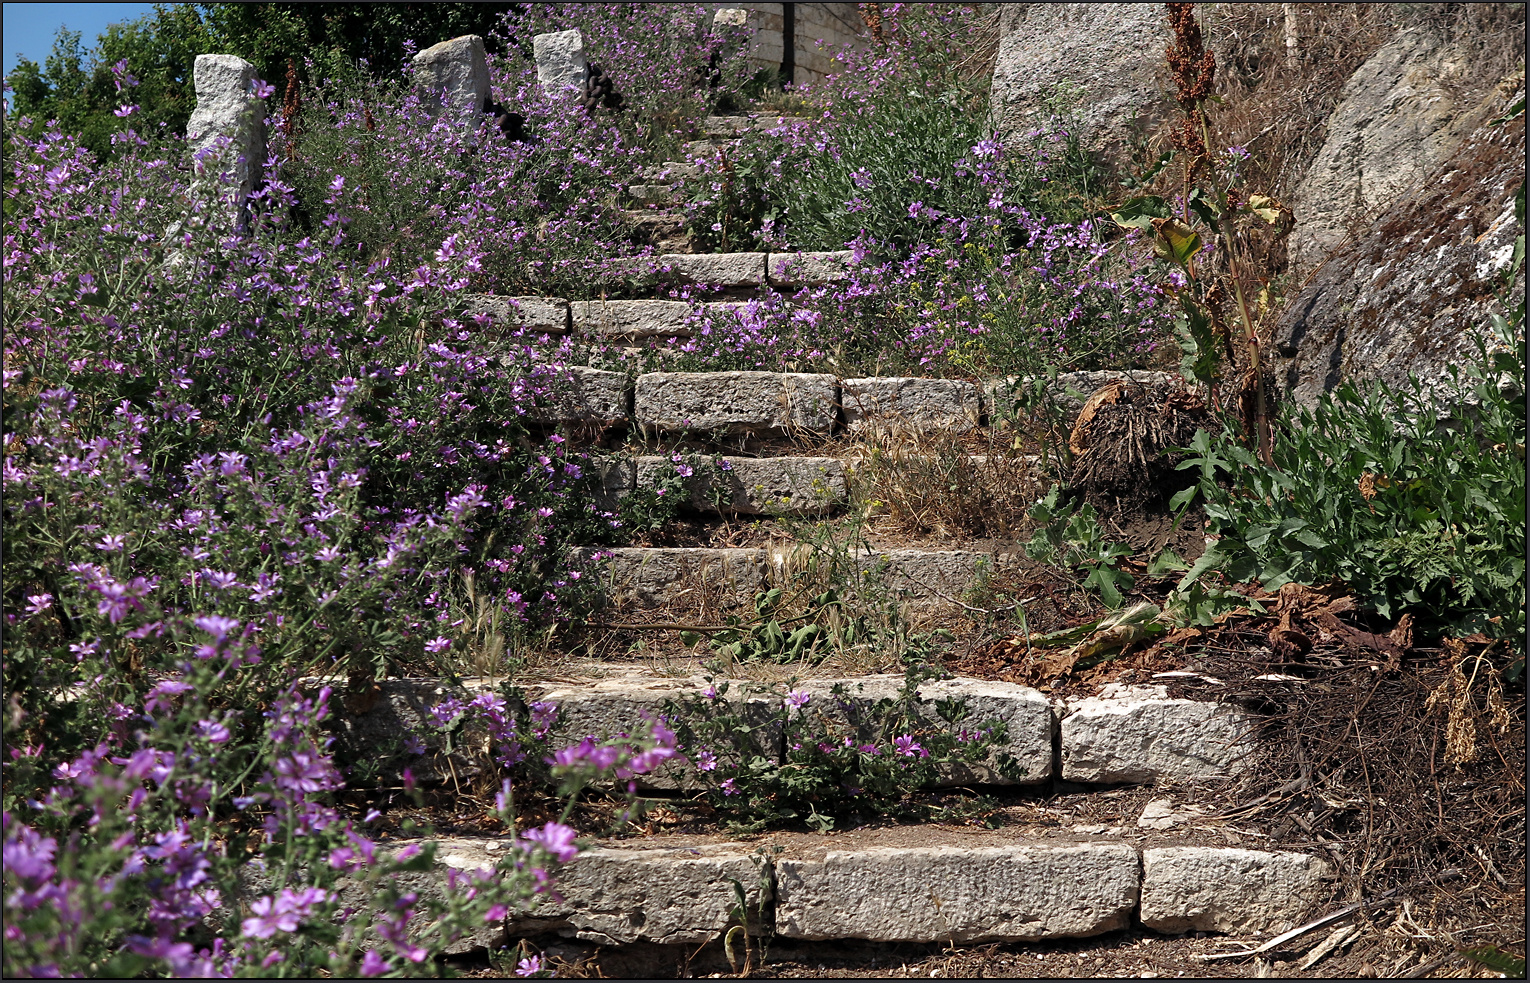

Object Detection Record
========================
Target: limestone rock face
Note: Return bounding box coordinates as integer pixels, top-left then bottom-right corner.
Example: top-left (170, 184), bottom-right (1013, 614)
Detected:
top-left (990, 4), bottom-right (1170, 163)
top-left (1275, 83), bottom-right (1524, 404)
top-left (1286, 29), bottom-right (1498, 277)
top-left (412, 35), bottom-right (491, 131)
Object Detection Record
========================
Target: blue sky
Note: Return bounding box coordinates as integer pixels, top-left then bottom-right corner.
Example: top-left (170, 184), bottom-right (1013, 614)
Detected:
top-left (3, 3), bottom-right (158, 78)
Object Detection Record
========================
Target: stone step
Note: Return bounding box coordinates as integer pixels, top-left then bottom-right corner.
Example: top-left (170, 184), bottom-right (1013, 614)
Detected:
top-left (325, 673), bottom-right (1259, 806)
top-left (626, 183), bottom-right (678, 204)
top-left (767, 249), bottom-right (855, 286)
top-left (702, 114), bottom-right (789, 137)
top-left (368, 830), bottom-right (1332, 951)
top-left (571, 299), bottom-right (748, 339)
top-left (630, 454), bottom-right (847, 515)
top-left (503, 364), bottom-right (1165, 440)
top-left (680, 138), bottom-right (723, 159)
top-left (639, 161), bottom-right (704, 183)
top-left (463, 294), bottom-right (570, 335)
top-left (621, 210), bottom-right (691, 252)
top-left (634, 370), bottom-right (840, 435)
top-left (607, 251), bottom-right (769, 288)
top-left (585, 545), bottom-right (1011, 618)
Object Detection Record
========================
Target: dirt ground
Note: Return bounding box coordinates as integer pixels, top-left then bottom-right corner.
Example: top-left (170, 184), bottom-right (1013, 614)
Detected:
top-left (447, 919), bottom-right (1515, 979)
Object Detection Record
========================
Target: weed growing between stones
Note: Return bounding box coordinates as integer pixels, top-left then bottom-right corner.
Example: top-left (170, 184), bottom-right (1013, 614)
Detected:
top-left (849, 422), bottom-right (1046, 542)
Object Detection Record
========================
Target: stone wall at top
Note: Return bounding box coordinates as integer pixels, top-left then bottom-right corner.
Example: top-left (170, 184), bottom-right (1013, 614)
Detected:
top-left (704, 3), bottom-right (869, 87)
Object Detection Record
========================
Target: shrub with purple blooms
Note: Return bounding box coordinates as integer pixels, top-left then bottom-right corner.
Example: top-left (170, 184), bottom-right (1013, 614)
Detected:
top-left (0, 9), bottom-right (728, 976)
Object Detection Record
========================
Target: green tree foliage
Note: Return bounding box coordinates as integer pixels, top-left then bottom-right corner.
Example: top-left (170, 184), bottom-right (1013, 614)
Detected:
top-left (196, 2), bottom-right (522, 86)
top-left (6, 6), bottom-right (217, 157)
top-left (4, 3), bottom-right (519, 158)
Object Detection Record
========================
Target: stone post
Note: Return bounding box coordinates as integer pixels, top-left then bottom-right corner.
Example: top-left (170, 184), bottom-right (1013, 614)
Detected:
top-left (712, 8), bottom-right (749, 29)
top-left (412, 35), bottom-right (491, 137)
top-left (185, 54), bottom-right (267, 231)
top-left (533, 29), bottom-right (589, 97)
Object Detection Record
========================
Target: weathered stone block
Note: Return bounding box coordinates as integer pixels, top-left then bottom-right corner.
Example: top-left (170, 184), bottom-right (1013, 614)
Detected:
top-left (842, 377), bottom-right (984, 433)
top-left (510, 844), bottom-right (767, 945)
top-left (1140, 847), bottom-right (1333, 935)
top-left (628, 184), bottom-right (676, 205)
top-left (573, 300), bottom-right (746, 339)
top-left (658, 252), bottom-right (768, 286)
top-left (635, 372), bottom-right (838, 435)
top-left (465, 294), bottom-right (569, 334)
top-left (529, 366), bottom-right (630, 426)
top-left (794, 675), bottom-right (1054, 785)
top-left (589, 456), bottom-right (635, 513)
top-left (412, 35), bottom-right (490, 132)
top-left (1061, 684), bottom-right (1256, 784)
top-left (711, 8), bottom-right (750, 30)
top-left (767, 250), bottom-right (856, 285)
top-left (592, 547), bottom-right (768, 610)
top-left (186, 54), bottom-right (265, 223)
top-left (525, 676), bottom-right (780, 790)
top-left (634, 456), bottom-right (846, 515)
top-left (640, 161), bottom-right (703, 182)
top-left (533, 29), bottom-right (588, 94)
top-left (775, 843), bottom-right (1139, 942)
top-left (851, 549), bottom-right (999, 611)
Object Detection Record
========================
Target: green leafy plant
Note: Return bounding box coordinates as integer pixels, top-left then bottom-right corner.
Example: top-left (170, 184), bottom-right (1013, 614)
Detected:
top-left (1172, 324), bottom-right (1525, 650)
top-left (1025, 486), bottom-right (1136, 608)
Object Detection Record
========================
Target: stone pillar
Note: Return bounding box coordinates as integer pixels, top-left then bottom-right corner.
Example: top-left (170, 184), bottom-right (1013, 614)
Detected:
top-left (185, 54), bottom-right (267, 229)
top-left (533, 29), bottom-right (589, 97)
top-left (413, 35), bottom-right (491, 135)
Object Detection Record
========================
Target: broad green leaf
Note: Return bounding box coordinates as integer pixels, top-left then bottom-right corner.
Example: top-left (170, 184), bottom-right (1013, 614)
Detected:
top-left (1146, 549), bottom-right (1189, 578)
top-left (1188, 187), bottom-right (1222, 225)
top-left (1169, 485), bottom-right (1199, 511)
top-left (1108, 195), bottom-right (1171, 231)
top-left (1153, 218), bottom-right (1202, 265)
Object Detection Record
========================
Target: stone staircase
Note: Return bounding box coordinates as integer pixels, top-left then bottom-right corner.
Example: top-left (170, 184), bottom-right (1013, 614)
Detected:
top-left (328, 114), bottom-right (1336, 971)
top-left (330, 674), bottom-right (1332, 963)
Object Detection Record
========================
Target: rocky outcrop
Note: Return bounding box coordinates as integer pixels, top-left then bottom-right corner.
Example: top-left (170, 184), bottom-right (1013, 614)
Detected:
top-left (1275, 82), bottom-right (1524, 405)
top-left (1287, 29), bottom-right (1503, 277)
top-left (990, 4), bottom-right (1170, 164)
